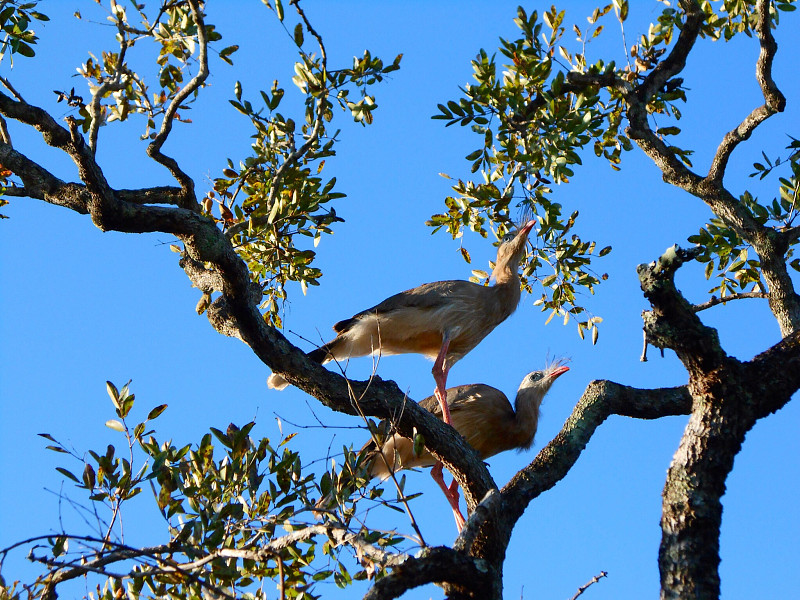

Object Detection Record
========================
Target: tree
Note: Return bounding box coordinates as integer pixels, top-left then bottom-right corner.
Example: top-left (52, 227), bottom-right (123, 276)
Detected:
top-left (0, 1), bottom-right (798, 599)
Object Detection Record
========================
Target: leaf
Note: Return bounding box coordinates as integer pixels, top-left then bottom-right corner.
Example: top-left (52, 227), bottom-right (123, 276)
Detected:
top-left (83, 464), bottom-right (96, 489)
top-left (219, 45), bottom-right (239, 65)
top-left (293, 23), bottom-right (304, 47)
top-left (147, 404), bottom-right (168, 421)
top-left (105, 419), bottom-right (125, 432)
top-left (279, 432), bottom-right (298, 446)
top-left (56, 467), bottom-right (80, 483)
top-left (106, 381), bottom-right (120, 405)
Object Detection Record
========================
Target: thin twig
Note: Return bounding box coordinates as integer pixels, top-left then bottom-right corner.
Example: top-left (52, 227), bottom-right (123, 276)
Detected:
top-left (146, 0), bottom-right (208, 200)
top-left (692, 291), bottom-right (769, 312)
top-left (640, 327), bottom-right (649, 362)
top-left (277, 554), bottom-right (286, 600)
top-left (569, 570), bottom-right (608, 600)
top-left (341, 369), bottom-right (428, 548)
top-left (87, 16), bottom-right (131, 153)
top-left (225, 0), bottom-right (328, 240)
top-left (0, 75), bottom-right (25, 101)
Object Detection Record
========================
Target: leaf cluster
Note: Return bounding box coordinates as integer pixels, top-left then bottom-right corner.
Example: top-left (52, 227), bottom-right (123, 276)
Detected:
top-left (0, 1), bottom-right (48, 64)
top-left (431, 6), bottom-right (626, 338)
top-left (64, 2), bottom-right (234, 139)
top-left (211, 28), bottom-right (401, 326)
top-left (9, 382), bottom-right (409, 600)
top-left (690, 139), bottom-right (800, 296)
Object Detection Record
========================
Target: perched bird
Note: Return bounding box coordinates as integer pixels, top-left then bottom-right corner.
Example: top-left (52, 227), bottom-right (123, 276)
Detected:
top-left (364, 362), bottom-right (569, 530)
top-left (268, 220), bottom-right (536, 426)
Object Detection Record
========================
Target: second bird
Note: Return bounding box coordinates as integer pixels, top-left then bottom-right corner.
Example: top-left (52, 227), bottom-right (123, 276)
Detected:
top-left (364, 362), bottom-right (569, 530)
top-left (268, 219), bottom-right (536, 426)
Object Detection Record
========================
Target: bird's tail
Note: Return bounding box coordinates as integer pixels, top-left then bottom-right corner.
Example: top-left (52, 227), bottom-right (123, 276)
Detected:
top-left (266, 344), bottom-right (335, 390)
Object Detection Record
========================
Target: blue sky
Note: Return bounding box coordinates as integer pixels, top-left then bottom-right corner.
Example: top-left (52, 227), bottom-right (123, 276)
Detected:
top-left (1, 1), bottom-right (798, 598)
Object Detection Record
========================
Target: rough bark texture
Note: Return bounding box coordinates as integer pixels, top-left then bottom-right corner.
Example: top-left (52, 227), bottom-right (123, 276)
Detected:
top-left (3, 1), bottom-right (799, 598)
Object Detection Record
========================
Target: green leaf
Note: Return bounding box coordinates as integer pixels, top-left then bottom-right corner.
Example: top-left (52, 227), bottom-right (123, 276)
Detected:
top-left (106, 381), bottom-right (120, 405)
top-left (147, 404), bottom-right (168, 421)
top-left (56, 467), bottom-right (80, 483)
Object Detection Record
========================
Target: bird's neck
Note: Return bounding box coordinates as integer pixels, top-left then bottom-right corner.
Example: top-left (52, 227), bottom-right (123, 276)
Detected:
top-left (491, 254), bottom-right (522, 286)
top-left (512, 392), bottom-right (543, 450)
top-left (489, 276), bottom-right (522, 319)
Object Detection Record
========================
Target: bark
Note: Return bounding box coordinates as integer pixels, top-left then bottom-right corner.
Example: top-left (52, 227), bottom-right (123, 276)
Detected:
top-left (559, 4), bottom-right (798, 592)
top-left (638, 245), bottom-right (800, 599)
top-left (4, 1), bottom-right (800, 598)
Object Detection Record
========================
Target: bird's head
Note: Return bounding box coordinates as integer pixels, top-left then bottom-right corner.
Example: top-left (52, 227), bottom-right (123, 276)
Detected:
top-left (511, 359), bottom-right (569, 451)
top-left (492, 219), bottom-right (536, 281)
top-left (517, 360), bottom-right (569, 400)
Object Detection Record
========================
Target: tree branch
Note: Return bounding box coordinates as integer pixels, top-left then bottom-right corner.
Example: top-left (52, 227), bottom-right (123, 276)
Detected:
top-left (620, 0), bottom-right (800, 336)
top-left (707, 0), bottom-right (787, 184)
top-left (501, 381), bottom-right (691, 523)
top-left (747, 328), bottom-right (800, 418)
top-left (570, 571), bottom-right (608, 600)
top-left (87, 18), bottom-right (132, 154)
top-left (624, 0), bottom-right (705, 190)
top-left (692, 291), bottom-right (769, 312)
top-left (637, 245), bottom-right (727, 374)
top-left (145, 0), bottom-right (208, 205)
top-left (225, 1), bottom-right (329, 241)
top-left (362, 547), bottom-right (493, 600)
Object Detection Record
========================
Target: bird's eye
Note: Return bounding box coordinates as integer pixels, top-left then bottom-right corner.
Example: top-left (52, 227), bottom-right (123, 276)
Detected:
top-left (528, 372), bottom-right (542, 382)
top-left (502, 232), bottom-right (515, 243)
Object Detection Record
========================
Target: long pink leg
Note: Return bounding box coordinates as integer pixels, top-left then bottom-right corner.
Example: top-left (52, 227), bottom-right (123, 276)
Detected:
top-left (431, 462), bottom-right (466, 531)
top-left (431, 335), bottom-right (452, 425)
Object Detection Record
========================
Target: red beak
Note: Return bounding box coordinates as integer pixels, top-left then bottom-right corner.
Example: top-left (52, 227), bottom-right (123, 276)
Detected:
top-left (549, 365), bottom-right (570, 379)
top-left (520, 219), bottom-right (536, 236)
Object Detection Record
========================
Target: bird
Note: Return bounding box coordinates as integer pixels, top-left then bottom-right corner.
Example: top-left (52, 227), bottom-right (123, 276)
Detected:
top-left (363, 362), bottom-right (569, 530)
top-left (267, 219), bottom-right (536, 427)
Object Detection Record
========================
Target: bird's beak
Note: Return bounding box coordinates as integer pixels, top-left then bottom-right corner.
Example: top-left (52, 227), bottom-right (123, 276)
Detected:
top-left (520, 219), bottom-right (536, 237)
top-left (549, 365), bottom-right (570, 379)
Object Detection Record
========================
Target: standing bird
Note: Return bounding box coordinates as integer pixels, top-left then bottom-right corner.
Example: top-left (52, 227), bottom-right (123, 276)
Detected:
top-left (364, 362), bottom-right (569, 530)
top-left (267, 220), bottom-right (536, 426)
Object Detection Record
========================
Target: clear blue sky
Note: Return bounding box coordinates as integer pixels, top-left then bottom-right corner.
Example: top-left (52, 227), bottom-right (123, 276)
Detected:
top-left (1, 1), bottom-right (798, 598)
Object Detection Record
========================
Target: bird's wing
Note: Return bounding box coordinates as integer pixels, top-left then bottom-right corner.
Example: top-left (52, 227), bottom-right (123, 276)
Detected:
top-left (420, 384), bottom-right (516, 459)
top-left (419, 384), bottom-right (510, 417)
top-left (332, 280), bottom-right (480, 333)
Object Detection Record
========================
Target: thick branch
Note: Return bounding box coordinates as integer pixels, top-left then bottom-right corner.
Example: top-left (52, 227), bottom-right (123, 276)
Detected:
top-left (620, 0), bottom-right (706, 192)
top-left (500, 381), bottom-right (691, 525)
top-left (637, 245), bottom-right (727, 374)
top-left (0, 142), bottom-right (89, 213)
top-left (636, 0), bottom-right (705, 104)
top-left (362, 547), bottom-right (493, 600)
top-left (747, 328), bottom-right (800, 418)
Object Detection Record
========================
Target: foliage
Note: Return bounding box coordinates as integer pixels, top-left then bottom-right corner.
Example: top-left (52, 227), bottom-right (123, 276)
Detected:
top-left (1, 0), bottom-right (799, 598)
top-left (431, 0), bottom-right (797, 338)
top-left (214, 44), bottom-right (401, 327)
top-left (23, 0), bottom-right (399, 330)
top-left (690, 138), bottom-right (800, 297)
top-left (1, 382), bottom-right (407, 600)
top-left (0, 1), bottom-right (48, 64)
